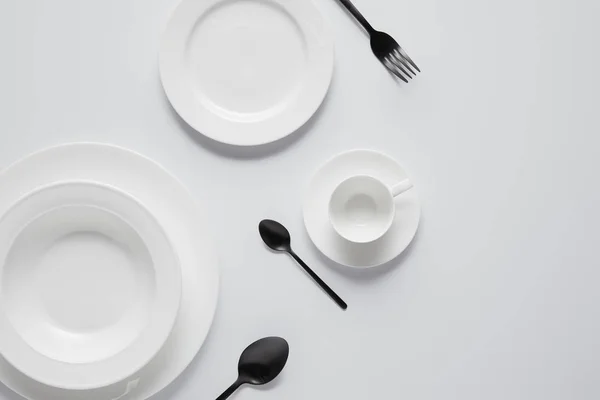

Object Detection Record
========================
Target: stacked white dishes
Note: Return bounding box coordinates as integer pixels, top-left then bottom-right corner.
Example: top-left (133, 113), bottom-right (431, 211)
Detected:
top-left (0, 143), bottom-right (219, 400)
top-left (0, 181), bottom-right (181, 390)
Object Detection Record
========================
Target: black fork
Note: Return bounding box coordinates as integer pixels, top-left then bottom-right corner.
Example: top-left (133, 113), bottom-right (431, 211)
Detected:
top-left (337, 0), bottom-right (420, 82)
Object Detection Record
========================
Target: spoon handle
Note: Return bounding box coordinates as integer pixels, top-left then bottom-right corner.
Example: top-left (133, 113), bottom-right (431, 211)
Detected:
top-left (289, 251), bottom-right (348, 310)
top-left (216, 378), bottom-right (244, 400)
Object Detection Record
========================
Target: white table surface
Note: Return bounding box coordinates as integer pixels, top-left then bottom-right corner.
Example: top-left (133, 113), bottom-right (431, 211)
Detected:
top-left (1, 0), bottom-right (600, 399)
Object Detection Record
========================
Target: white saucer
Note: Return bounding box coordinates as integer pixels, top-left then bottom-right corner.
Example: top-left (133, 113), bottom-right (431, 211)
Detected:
top-left (0, 143), bottom-right (219, 400)
top-left (304, 150), bottom-right (421, 268)
top-left (159, 0), bottom-right (334, 146)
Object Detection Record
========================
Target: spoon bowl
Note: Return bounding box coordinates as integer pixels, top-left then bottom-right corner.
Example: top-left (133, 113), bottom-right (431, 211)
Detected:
top-left (259, 220), bottom-right (291, 252)
top-left (239, 337), bottom-right (289, 385)
top-left (215, 336), bottom-right (289, 400)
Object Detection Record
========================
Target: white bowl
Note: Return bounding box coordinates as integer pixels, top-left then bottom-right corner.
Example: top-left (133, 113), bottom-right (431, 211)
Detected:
top-left (0, 181), bottom-right (181, 390)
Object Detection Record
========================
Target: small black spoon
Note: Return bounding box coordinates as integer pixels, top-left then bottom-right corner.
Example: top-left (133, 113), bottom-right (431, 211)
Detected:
top-left (216, 336), bottom-right (289, 400)
top-left (259, 219), bottom-right (348, 310)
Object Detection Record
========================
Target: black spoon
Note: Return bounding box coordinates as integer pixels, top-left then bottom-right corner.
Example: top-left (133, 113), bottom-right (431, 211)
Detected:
top-left (216, 336), bottom-right (290, 400)
top-left (259, 219), bottom-right (348, 310)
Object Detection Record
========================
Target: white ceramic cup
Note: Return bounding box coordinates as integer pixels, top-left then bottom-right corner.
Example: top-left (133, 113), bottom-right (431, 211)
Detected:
top-left (329, 175), bottom-right (413, 244)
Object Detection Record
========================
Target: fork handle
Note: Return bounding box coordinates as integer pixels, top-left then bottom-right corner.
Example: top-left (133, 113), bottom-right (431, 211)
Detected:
top-left (336, 0), bottom-right (375, 34)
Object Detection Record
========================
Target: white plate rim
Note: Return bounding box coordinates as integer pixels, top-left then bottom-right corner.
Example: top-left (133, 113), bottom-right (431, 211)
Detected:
top-left (303, 149), bottom-right (421, 268)
top-left (159, 0), bottom-right (335, 146)
top-left (0, 180), bottom-right (182, 390)
top-left (0, 143), bottom-right (219, 400)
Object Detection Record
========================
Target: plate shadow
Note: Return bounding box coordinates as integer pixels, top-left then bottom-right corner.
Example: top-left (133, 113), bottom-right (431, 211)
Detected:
top-left (161, 77), bottom-right (333, 160)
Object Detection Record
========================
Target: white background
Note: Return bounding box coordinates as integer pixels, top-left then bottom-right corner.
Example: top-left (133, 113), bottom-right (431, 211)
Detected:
top-left (1, 0), bottom-right (600, 399)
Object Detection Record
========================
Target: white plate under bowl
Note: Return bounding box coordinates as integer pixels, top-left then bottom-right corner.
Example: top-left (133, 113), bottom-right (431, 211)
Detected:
top-left (304, 149), bottom-right (421, 268)
top-left (0, 181), bottom-right (181, 390)
top-left (0, 144), bottom-right (219, 400)
top-left (159, 0), bottom-right (334, 146)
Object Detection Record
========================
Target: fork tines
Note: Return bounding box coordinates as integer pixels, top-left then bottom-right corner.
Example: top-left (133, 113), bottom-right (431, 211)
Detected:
top-left (384, 47), bottom-right (420, 83)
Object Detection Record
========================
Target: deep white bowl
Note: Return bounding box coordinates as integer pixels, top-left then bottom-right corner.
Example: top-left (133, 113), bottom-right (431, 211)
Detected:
top-left (0, 181), bottom-right (181, 390)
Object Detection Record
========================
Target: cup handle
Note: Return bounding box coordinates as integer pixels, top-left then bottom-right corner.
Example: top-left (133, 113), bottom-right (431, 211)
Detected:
top-left (390, 179), bottom-right (413, 197)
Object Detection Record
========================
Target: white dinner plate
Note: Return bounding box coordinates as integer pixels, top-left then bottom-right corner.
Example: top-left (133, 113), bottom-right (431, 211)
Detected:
top-left (0, 182), bottom-right (181, 390)
top-left (304, 150), bottom-right (421, 268)
top-left (159, 0), bottom-right (334, 146)
top-left (0, 143), bottom-right (219, 400)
